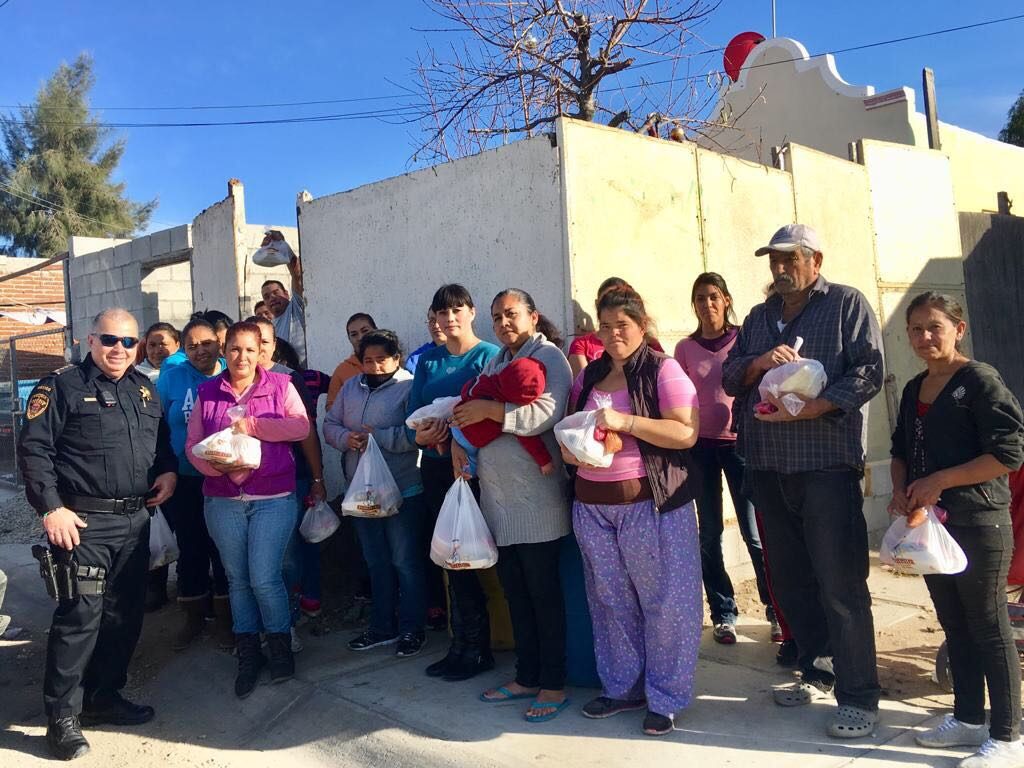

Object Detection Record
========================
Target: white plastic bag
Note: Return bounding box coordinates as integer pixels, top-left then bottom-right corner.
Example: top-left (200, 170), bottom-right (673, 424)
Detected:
top-left (430, 478), bottom-right (498, 570)
top-left (149, 507), bottom-right (179, 570)
top-left (299, 500), bottom-right (340, 543)
top-left (405, 396), bottom-right (461, 430)
top-left (758, 336), bottom-right (828, 416)
top-left (341, 434), bottom-right (403, 518)
top-left (879, 506), bottom-right (967, 575)
top-left (251, 230), bottom-right (296, 267)
top-left (191, 405), bottom-right (262, 469)
top-left (553, 392), bottom-right (615, 468)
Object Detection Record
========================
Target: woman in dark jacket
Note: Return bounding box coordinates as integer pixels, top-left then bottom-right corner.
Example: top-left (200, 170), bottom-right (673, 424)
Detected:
top-left (890, 292), bottom-right (1024, 766)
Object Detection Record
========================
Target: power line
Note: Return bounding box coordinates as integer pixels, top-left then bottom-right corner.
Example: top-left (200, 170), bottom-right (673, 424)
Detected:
top-left (0, 92), bottom-right (410, 113)
top-left (0, 177), bottom-right (136, 233)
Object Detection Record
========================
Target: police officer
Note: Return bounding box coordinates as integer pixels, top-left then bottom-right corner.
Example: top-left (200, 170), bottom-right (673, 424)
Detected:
top-left (19, 308), bottom-right (177, 761)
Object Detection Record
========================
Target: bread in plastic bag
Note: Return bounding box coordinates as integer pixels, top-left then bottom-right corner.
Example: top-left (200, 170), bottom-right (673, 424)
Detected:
top-left (553, 392), bottom-right (616, 468)
top-left (149, 506), bottom-right (179, 570)
top-left (252, 229), bottom-right (295, 267)
top-left (299, 500), bottom-right (340, 543)
top-left (430, 477), bottom-right (498, 570)
top-left (191, 405), bottom-right (262, 468)
top-left (757, 336), bottom-right (827, 416)
top-left (405, 396), bottom-right (461, 430)
top-left (879, 506), bottom-right (967, 575)
top-left (341, 434), bottom-right (403, 518)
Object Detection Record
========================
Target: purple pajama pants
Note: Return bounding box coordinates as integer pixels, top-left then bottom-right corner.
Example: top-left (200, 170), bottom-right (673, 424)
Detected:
top-left (573, 499), bottom-right (702, 717)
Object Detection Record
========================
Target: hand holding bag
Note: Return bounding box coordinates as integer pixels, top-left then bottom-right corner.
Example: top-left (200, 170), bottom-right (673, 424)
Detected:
top-left (879, 506), bottom-right (967, 575)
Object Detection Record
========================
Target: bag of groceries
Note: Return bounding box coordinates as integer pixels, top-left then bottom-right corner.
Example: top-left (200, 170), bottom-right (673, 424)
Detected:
top-left (430, 478), bottom-right (498, 570)
top-left (553, 392), bottom-right (618, 468)
top-left (879, 506), bottom-right (967, 575)
top-left (757, 336), bottom-right (828, 416)
top-left (148, 506), bottom-right (179, 570)
top-left (340, 435), bottom-right (403, 518)
top-left (252, 229), bottom-right (296, 267)
top-left (299, 500), bottom-right (341, 543)
top-left (405, 396), bottom-right (461, 430)
top-left (191, 406), bottom-right (261, 469)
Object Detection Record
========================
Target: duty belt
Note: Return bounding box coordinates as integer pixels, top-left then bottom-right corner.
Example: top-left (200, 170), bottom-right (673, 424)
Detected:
top-left (60, 494), bottom-right (147, 514)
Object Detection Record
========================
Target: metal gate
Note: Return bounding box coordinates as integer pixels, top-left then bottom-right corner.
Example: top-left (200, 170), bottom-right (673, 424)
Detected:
top-left (1, 327), bottom-right (67, 484)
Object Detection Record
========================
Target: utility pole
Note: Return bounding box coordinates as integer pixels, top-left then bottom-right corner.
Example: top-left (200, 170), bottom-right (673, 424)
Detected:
top-left (771, 0), bottom-right (777, 37)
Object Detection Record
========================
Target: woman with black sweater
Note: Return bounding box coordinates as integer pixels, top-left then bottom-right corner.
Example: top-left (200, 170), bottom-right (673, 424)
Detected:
top-left (890, 292), bottom-right (1024, 768)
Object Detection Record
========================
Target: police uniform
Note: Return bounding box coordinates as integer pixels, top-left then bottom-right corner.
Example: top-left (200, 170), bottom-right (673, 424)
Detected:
top-left (18, 354), bottom-right (176, 725)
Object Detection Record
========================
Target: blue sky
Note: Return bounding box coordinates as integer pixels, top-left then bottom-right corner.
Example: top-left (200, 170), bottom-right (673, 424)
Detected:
top-left (0, 1), bottom-right (1020, 231)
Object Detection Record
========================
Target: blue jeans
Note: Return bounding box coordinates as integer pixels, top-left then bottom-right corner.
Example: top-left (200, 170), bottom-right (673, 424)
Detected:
top-left (351, 493), bottom-right (427, 635)
top-left (693, 439), bottom-right (770, 623)
top-left (204, 494), bottom-right (298, 635)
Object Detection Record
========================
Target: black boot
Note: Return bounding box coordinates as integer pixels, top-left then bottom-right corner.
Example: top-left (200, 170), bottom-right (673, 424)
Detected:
top-left (46, 716), bottom-right (90, 761)
top-left (145, 565), bottom-right (169, 612)
top-left (80, 692), bottom-right (154, 726)
top-left (266, 632), bottom-right (294, 683)
top-left (443, 595), bottom-right (493, 682)
top-left (235, 633), bottom-right (266, 699)
top-left (172, 596), bottom-right (207, 651)
top-left (425, 645), bottom-right (462, 677)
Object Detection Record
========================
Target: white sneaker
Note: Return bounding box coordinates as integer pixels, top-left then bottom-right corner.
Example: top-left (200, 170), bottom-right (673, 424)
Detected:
top-left (916, 715), bottom-right (989, 748)
top-left (960, 738), bottom-right (1024, 768)
top-left (290, 627), bottom-right (304, 654)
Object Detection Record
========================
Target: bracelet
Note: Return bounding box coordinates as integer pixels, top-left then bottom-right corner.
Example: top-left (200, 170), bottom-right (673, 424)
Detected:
top-left (628, 416), bottom-right (636, 434)
top-left (43, 508), bottom-right (60, 517)
top-left (312, 478), bottom-right (324, 484)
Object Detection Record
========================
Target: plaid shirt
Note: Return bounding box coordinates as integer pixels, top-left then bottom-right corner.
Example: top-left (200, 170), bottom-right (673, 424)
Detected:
top-left (722, 276), bottom-right (884, 473)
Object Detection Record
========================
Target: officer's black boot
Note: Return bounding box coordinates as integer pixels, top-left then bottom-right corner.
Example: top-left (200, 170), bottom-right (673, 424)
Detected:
top-left (442, 599), bottom-right (493, 682)
top-left (234, 633), bottom-right (266, 699)
top-left (46, 716), bottom-right (90, 761)
top-left (266, 632), bottom-right (294, 683)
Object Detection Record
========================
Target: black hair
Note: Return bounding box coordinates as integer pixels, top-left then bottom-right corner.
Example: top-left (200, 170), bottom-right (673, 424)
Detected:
top-left (144, 322), bottom-right (180, 343)
top-left (181, 318), bottom-right (216, 342)
top-left (358, 329), bottom-right (402, 361)
top-left (596, 277), bottom-right (629, 309)
top-left (346, 312), bottom-right (377, 330)
top-left (192, 309), bottom-right (234, 331)
top-left (246, 315), bottom-right (276, 341)
top-left (261, 279), bottom-right (286, 293)
top-left (430, 283), bottom-right (474, 313)
top-left (688, 272), bottom-right (738, 338)
top-left (597, 286), bottom-right (651, 329)
top-left (906, 291), bottom-right (966, 351)
top-left (273, 338), bottom-right (301, 369)
top-left (536, 314), bottom-right (564, 349)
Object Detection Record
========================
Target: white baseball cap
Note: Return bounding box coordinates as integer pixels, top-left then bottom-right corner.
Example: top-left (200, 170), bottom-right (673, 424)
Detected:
top-left (755, 224), bottom-right (822, 256)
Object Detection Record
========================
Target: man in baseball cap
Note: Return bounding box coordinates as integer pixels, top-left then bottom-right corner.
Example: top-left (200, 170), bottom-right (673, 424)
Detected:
top-left (721, 222), bottom-right (885, 740)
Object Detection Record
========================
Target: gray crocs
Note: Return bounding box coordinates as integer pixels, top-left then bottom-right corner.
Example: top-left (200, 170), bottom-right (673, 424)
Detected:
top-left (827, 705), bottom-right (878, 738)
top-left (772, 681), bottom-right (834, 707)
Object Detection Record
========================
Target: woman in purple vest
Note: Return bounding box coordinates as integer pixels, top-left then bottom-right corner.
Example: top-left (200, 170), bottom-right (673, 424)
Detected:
top-left (186, 321), bottom-right (310, 699)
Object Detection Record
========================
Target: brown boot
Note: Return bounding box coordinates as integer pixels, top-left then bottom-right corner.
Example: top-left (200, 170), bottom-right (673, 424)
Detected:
top-left (172, 597), bottom-right (207, 651)
top-left (212, 595), bottom-right (235, 651)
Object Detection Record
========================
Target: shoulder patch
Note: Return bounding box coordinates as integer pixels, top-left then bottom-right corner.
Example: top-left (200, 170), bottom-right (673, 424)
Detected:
top-left (26, 392), bottom-right (49, 419)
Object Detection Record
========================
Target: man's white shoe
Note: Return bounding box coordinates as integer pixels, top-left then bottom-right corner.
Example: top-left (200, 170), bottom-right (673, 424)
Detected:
top-left (959, 737), bottom-right (1024, 768)
top-left (916, 715), bottom-right (989, 748)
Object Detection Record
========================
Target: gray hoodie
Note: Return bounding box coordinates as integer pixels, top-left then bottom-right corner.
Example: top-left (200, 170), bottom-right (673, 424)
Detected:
top-left (323, 368), bottom-right (421, 494)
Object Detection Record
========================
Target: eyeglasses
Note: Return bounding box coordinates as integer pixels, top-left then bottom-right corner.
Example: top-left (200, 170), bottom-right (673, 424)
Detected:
top-left (93, 333), bottom-right (139, 349)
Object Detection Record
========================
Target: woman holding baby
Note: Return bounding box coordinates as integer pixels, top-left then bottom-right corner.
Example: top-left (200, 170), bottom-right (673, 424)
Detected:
top-left (450, 288), bottom-right (573, 723)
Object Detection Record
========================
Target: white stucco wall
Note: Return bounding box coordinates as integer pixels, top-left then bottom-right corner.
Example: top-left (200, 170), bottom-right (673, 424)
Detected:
top-left (191, 190), bottom-right (242, 320)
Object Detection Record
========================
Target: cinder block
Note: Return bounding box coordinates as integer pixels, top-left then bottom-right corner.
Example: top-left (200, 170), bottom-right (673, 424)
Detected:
top-left (83, 250), bottom-right (112, 275)
top-left (68, 255), bottom-right (87, 280)
top-left (149, 228), bottom-right (171, 256)
top-left (113, 242), bottom-right (133, 267)
top-left (169, 224), bottom-right (191, 253)
top-left (121, 265), bottom-right (141, 290)
top-left (130, 236), bottom-right (152, 263)
top-left (169, 262), bottom-right (192, 281)
top-left (89, 273), bottom-right (105, 295)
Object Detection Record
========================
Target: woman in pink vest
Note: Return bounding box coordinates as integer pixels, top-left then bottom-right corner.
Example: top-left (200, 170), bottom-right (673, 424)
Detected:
top-left (186, 321), bottom-right (310, 699)
top-left (674, 273), bottom-right (782, 649)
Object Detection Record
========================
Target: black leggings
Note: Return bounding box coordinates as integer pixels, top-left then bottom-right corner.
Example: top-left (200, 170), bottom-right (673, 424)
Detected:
top-left (925, 522), bottom-right (1021, 741)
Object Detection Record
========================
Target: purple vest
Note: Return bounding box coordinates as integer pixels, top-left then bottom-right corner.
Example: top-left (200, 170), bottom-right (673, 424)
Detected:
top-left (197, 368), bottom-right (297, 498)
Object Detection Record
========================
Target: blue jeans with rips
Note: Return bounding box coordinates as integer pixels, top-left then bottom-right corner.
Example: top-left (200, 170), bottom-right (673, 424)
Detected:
top-left (204, 494), bottom-right (298, 635)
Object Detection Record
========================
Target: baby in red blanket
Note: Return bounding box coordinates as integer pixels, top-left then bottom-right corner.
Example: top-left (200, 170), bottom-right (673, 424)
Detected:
top-left (458, 357), bottom-right (554, 475)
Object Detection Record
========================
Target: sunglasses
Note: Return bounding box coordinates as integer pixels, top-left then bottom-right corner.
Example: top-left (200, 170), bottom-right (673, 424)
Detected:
top-left (93, 333), bottom-right (140, 349)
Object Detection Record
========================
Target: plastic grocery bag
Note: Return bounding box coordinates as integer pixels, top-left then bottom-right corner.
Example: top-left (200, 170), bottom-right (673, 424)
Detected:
top-left (251, 229), bottom-right (296, 267)
top-left (341, 434), bottom-right (403, 518)
top-left (191, 405), bottom-right (262, 469)
top-left (758, 336), bottom-right (828, 416)
top-left (405, 396), bottom-right (461, 430)
top-left (553, 393), bottom-right (616, 468)
top-left (299, 500), bottom-right (340, 543)
top-left (430, 478), bottom-right (498, 570)
top-left (879, 506), bottom-right (967, 575)
top-left (148, 507), bottom-right (179, 570)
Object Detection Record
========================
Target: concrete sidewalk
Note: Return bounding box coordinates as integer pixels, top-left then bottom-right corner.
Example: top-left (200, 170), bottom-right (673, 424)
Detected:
top-left (0, 541), bottom-right (966, 768)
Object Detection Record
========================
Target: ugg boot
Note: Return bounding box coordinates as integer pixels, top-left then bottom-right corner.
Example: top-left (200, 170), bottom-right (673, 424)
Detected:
top-left (211, 595), bottom-right (235, 650)
top-left (172, 596), bottom-right (207, 651)
top-left (266, 632), bottom-right (295, 683)
top-left (234, 633), bottom-right (266, 699)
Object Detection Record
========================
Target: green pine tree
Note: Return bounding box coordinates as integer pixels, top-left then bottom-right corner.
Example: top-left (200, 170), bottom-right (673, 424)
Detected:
top-left (999, 90), bottom-right (1024, 148)
top-left (0, 53), bottom-right (156, 258)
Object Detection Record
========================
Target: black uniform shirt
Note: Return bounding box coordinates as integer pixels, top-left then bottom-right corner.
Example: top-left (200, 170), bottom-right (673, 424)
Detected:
top-left (18, 354), bottom-right (177, 515)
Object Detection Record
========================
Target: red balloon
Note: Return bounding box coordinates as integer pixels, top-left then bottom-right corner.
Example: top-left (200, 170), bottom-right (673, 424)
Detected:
top-left (723, 31), bottom-right (766, 82)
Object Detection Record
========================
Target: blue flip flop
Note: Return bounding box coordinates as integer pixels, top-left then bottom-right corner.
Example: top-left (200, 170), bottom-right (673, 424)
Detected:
top-left (479, 686), bottom-right (536, 703)
top-left (524, 698), bottom-right (571, 723)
